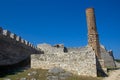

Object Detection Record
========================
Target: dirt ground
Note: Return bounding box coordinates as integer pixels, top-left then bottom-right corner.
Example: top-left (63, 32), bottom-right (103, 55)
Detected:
top-left (103, 69), bottom-right (120, 80)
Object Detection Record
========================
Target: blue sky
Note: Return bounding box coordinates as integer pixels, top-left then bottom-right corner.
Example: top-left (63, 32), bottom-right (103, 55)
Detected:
top-left (0, 0), bottom-right (120, 59)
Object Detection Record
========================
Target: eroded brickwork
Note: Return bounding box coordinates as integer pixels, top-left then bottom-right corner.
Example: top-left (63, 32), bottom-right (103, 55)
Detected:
top-left (86, 8), bottom-right (101, 59)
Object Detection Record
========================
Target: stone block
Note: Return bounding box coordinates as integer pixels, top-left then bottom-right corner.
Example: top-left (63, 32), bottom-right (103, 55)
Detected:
top-left (28, 43), bottom-right (31, 47)
top-left (21, 39), bottom-right (25, 44)
top-left (25, 40), bottom-right (28, 45)
top-left (10, 33), bottom-right (17, 39)
top-left (3, 30), bottom-right (11, 37)
top-left (16, 36), bottom-right (21, 42)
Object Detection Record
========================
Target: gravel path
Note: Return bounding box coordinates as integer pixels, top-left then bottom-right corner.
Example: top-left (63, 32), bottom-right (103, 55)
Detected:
top-left (103, 69), bottom-right (120, 80)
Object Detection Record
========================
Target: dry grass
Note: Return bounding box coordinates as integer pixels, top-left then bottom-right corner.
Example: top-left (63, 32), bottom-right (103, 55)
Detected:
top-left (0, 68), bottom-right (102, 80)
top-left (66, 75), bottom-right (102, 80)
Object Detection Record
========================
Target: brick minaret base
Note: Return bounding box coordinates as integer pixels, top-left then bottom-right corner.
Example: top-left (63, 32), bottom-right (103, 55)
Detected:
top-left (86, 8), bottom-right (101, 59)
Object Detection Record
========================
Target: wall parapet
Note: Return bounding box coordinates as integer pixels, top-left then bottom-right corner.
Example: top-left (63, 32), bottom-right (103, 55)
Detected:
top-left (0, 26), bottom-right (43, 65)
top-left (0, 27), bottom-right (38, 50)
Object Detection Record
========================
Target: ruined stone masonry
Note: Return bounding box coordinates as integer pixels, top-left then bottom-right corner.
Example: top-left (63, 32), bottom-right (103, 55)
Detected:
top-left (31, 8), bottom-right (116, 77)
top-left (86, 8), bottom-right (115, 68)
top-left (31, 44), bottom-right (97, 77)
top-left (0, 27), bottom-right (42, 66)
top-left (0, 8), bottom-right (116, 77)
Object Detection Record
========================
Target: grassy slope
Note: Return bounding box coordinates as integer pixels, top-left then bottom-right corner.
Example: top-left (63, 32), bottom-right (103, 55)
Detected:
top-left (0, 68), bottom-right (102, 80)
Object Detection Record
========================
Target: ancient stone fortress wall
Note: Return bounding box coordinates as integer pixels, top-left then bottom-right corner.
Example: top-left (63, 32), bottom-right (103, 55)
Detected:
top-left (0, 27), bottom-right (41, 66)
top-left (31, 44), bottom-right (97, 77)
top-left (100, 45), bottom-right (116, 68)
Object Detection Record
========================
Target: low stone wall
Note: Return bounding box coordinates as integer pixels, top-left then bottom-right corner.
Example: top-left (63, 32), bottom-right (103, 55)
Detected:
top-left (31, 46), bottom-right (97, 77)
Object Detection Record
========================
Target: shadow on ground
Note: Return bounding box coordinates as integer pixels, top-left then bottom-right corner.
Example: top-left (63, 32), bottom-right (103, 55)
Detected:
top-left (0, 57), bottom-right (30, 77)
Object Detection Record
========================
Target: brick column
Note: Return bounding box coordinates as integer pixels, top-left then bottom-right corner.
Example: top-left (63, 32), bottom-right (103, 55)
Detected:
top-left (86, 8), bottom-right (101, 59)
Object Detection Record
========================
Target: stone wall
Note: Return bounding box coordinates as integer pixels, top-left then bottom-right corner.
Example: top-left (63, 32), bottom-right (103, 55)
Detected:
top-left (37, 43), bottom-right (65, 54)
top-left (100, 46), bottom-right (116, 68)
top-left (31, 44), bottom-right (97, 77)
top-left (0, 27), bottom-right (34, 47)
top-left (0, 27), bottom-right (42, 66)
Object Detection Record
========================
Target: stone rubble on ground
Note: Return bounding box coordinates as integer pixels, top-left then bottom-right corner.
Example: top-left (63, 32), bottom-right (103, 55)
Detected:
top-left (28, 71), bottom-right (37, 76)
top-left (30, 78), bottom-right (37, 80)
top-left (27, 71), bottom-right (38, 80)
top-left (4, 78), bottom-right (11, 80)
top-left (46, 67), bottom-right (72, 80)
top-left (20, 78), bottom-right (27, 80)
